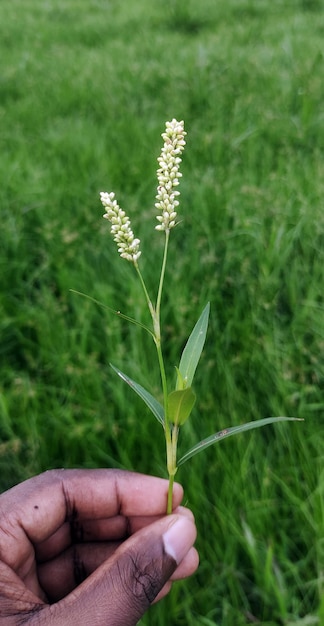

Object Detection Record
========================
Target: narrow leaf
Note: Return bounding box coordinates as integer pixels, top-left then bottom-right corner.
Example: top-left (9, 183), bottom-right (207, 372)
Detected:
top-left (110, 363), bottom-right (164, 426)
top-left (175, 366), bottom-right (186, 391)
top-left (168, 387), bottom-right (196, 426)
top-left (177, 417), bottom-right (303, 466)
top-left (70, 290), bottom-right (154, 337)
top-left (178, 302), bottom-right (210, 388)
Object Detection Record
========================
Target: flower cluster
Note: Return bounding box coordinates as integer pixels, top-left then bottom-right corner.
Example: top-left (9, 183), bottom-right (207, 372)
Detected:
top-left (155, 119), bottom-right (186, 232)
top-left (100, 191), bottom-right (141, 263)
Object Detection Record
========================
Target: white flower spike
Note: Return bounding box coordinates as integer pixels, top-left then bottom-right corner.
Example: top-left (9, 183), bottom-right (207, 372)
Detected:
top-left (155, 119), bottom-right (186, 233)
top-left (100, 191), bottom-right (141, 263)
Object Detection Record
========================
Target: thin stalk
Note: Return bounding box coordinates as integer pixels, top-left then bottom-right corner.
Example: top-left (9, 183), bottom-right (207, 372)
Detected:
top-left (134, 261), bottom-right (169, 430)
top-left (134, 262), bottom-right (155, 320)
top-left (153, 232), bottom-right (171, 432)
top-left (156, 230), bottom-right (170, 321)
top-left (155, 341), bottom-right (170, 429)
top-left (154, 232), bottom-right (178, 513)
top-left (155, 316), bottom-right (175, 513)
top-left (135, 235), bottom-right (177, 514)
top-left (167, 474), bottom-right (175, 514)
top-left (166, 426), bottom-right (179, 513)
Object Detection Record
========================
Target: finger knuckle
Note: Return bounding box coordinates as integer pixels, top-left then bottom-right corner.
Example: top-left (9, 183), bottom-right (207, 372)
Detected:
top-left (119, 550), bottom-right (162, 607)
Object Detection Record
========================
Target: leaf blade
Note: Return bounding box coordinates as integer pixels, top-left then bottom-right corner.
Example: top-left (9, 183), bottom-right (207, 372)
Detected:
top-left (177, 417), bottom-right (303, 466)
top-left (178, 302), bottom-right (210, 388)
top-left (168, 387), bottom-right (196, 426)
top-left (70, 290), bottom-right (154, 337)
top-left (110, 363), bottom-right (164, 426)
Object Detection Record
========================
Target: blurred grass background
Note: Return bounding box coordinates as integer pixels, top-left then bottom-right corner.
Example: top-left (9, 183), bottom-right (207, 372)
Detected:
top-left (0, 0), bottom-right (323, 624)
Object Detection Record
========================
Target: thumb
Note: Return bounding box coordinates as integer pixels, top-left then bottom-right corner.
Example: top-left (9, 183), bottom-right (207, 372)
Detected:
top-left (55, 513), bottom-right (196, 626)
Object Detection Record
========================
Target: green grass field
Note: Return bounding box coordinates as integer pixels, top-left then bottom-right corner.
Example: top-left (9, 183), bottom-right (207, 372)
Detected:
top-left (1, 0), bottom-right (323, 623)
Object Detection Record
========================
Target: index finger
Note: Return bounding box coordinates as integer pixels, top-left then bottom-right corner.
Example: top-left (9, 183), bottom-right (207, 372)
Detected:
top-left (0, 469), bottom-right (183, 565)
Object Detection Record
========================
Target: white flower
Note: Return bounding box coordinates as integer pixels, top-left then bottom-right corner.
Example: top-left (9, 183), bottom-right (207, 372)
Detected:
top-left (100, 191), bottom-right (141, 263)
top-left (155, 119), bottom-right (186, 232)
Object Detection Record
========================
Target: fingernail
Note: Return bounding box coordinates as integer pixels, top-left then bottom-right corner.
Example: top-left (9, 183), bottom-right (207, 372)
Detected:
top-left (173, 505), bottom-right (195, 521)
top-left (163, 517), bottom-right (196, 565)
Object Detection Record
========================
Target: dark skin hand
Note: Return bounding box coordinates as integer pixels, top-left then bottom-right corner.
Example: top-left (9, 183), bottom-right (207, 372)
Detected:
top-left (0, 469), bottom-right (198, 625)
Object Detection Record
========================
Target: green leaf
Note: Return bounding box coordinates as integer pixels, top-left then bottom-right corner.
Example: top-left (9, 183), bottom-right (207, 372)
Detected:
top-left (168, 387), bottom-right (196, 426)
top-left (177, 417), bottom-right (303, 466)
top-left (178, 302), bottom-right (210, 388)
top-left (175, 366), bottom-right (186, 390)
top-left (110, 363), bottom-right (164, 426)
top-left (70, 290), bottom-right (154, 337)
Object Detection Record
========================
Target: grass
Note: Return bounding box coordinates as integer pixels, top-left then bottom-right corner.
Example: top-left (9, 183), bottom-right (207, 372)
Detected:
top-left (0, 0), bottom-right (323, 623)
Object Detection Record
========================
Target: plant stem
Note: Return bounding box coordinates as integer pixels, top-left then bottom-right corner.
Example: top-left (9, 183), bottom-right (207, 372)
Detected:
top-left (155, 232), bottom-right (179, 512)
top-left (154, 233), bottom-right (172, 441)
top-left (135, 233), bottom-right (177, 514)
top-left (156, 230), bottom-right (170, 322)
top-left (167, 473), bottom-right (175, 514)
top-left (135, 260), bottom-right (169, 429)
top-left (166, 424), bottom-right (179, 512)
top-left (134, 261), bottom-right (155, 320)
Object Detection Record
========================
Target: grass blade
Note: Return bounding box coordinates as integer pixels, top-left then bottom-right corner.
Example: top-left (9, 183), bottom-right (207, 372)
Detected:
top-left (178, 302), bottom-right (210, 387)
top-left (110, 363), bottom-right (164, 426)
top-left (70, 290), bottom-right (154, 337)
top-left (177, 417), bottom-right (303, 466)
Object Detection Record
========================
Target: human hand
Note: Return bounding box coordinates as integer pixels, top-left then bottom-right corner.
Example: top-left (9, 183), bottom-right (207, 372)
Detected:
top-left (0, 469), bottom-right (198, 625)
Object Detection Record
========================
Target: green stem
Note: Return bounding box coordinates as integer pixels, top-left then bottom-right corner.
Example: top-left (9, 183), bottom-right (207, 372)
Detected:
top-left (135, 234), bottom-right (177, 514)
top-left (134, 261), bottom-right (155, 320)
top-left (166, 426), bottom-right (178, 513)
top-left (156, 337), bottom-right (175, 513)
top-left (155, 342), bottom-right (169, 429)
top-left (156, 230), bottom-right (170, 321)
top-left (155, 233), bottom-right (178, 513)
top-left (167, 473), bottom-right (175, 514)
top-left (135, 260), bottom-right (170, 429)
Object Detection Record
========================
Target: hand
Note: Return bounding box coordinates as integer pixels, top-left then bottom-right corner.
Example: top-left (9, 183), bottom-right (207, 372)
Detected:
top-left (0, 469), bottom-right (198, 625)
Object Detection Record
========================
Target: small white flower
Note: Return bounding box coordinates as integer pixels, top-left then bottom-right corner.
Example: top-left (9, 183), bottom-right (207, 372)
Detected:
top-left (100, 191), bottom-right (141, 263)
top-left (155, 119), bottom-right (186, 232)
